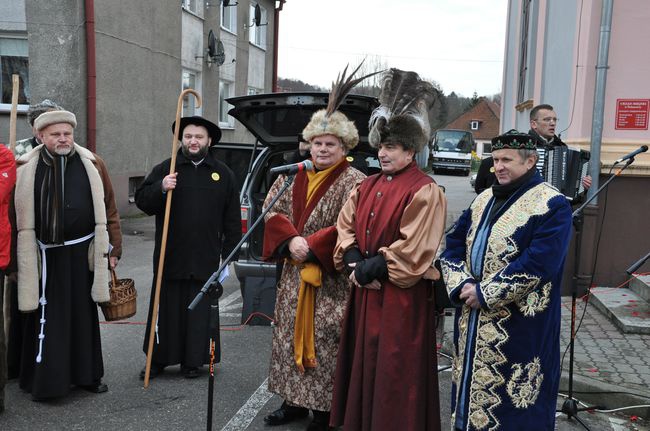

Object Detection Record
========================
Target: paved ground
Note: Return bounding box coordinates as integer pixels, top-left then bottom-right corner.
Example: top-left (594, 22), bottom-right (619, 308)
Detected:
top-left (1, 172), bottom-right (648, 430)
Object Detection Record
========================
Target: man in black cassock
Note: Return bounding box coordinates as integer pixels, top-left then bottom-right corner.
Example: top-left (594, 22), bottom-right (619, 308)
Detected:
top-left (12, 110), bottom-right (122, 400)
top-left (135, 116), bottom-right (240, 379)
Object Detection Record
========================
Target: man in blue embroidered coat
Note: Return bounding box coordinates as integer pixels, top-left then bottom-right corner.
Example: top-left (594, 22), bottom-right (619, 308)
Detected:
top-left (440, 130), bottom-right (573, 431)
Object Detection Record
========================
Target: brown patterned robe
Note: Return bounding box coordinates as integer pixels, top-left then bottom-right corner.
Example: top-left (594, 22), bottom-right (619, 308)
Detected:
top-left (262, 160), bottom-right (365, 411)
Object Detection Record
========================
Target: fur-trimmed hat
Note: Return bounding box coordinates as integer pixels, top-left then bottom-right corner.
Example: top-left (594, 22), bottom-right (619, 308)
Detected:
top-left (368, 69), bottom-right (439, 153)
top-left (302, 63), bottom-right (379, 151)
top-left (302, 110), bottom-right (359, 151)
top-left (172, 116), bottom-right (222, 146)
top-left (34, 110), bottom-right (77, 131)
top-left (491, 129), bottom-right (535, 151)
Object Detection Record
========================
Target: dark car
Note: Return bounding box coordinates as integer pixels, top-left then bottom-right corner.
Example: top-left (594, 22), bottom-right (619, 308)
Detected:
top-left (227, 92), bottom-right (380, 324)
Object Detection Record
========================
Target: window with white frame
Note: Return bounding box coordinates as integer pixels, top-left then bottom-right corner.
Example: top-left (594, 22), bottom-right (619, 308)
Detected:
top-left (221, 1), bottom-right (237, 34)
top-left (182, 0), bottom-right (198, 14)
top-left (470, 120), bottom-right (480, 130)
top-left (249, 3), bottom-right (267, 48)
top-left (182, 70), bottom-right (200, 116)
top-left (219, 80), bottom-right (234, 127)
top-left (0, 36), bottom-right (29, 110)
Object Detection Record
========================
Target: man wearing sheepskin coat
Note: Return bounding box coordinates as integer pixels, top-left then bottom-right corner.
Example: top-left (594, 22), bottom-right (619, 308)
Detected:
top-left (11, 110), bottom-right (122, 400)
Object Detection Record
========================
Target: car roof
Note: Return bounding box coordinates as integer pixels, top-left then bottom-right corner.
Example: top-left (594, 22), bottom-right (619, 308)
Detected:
top-left (227, 92), bottom-right (379, 148)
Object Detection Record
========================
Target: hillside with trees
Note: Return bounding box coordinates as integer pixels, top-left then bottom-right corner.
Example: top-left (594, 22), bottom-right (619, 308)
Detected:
top-left (278, 61), bottom-right (501, 132)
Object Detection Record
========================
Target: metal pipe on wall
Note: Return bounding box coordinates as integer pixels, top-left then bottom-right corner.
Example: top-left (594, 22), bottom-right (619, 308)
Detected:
top-left (85, 0), bottom-right (97, 152)
top-left (587, 0), bottom-right (614, 203)
top-left (272, 1), bottom-right (285, 93)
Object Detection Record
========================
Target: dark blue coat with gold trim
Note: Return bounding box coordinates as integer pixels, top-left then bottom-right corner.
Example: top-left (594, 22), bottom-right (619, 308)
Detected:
top-left (440, 171), bottom-right (572, 431)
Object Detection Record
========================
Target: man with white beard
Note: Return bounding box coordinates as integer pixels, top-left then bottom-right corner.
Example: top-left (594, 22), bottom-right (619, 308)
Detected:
top-left (12, 110), bottom-right (122, 400)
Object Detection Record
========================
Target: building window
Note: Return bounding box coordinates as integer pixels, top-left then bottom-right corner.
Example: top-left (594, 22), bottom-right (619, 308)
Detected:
top-left (219, 80), bottom-right (234, 128)
top-left (248, 3), bottom-right (267, 48)
top-left (221, 1), bottom-right (237, 34)
top-left (182, 70), bottom-right (200, 116)
top-left (0, 36), bottom-right (29, 110)
top-left (247, 86), bottom-right (262, 96)
top-left (182, 0), bottom-right (198, 14)
top-left (517, 0), bottom-right (532, 103)
top-left (470, 120), bottom-right (480, 130)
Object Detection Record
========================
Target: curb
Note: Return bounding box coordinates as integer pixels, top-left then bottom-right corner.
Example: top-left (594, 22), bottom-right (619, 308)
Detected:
top-left (559, 372), bottom-right (650, 419)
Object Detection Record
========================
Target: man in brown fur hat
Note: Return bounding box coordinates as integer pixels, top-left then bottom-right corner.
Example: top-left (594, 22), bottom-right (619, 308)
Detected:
top-left (11, 110), bottom-right (122, 400)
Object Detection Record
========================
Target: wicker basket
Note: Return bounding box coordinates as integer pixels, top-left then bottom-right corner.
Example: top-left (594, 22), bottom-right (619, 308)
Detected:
top-left (100, 269), bottom-right (137, 321)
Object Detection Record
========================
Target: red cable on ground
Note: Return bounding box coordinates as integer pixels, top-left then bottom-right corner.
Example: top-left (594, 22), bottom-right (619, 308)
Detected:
top-left (100, 311), bottom-right (276, 328)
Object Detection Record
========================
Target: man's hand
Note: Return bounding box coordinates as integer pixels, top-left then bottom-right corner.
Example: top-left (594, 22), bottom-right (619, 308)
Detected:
top-left (162, 172), bottom-right (178, 192)
top-left (348, 263), bottom-right (382, 290)
top-left (582, 175), bottom-right (592, 190)
top-left (109, 256), bottom-right (118, 269)
top-left (288, 236), bottom-right (309, 263)
top-left (459, 282), bottom-right (481, 309)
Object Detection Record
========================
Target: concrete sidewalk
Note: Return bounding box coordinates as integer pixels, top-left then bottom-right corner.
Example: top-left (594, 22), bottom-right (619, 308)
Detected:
top-left (558, 293), bottom-right (650, 420)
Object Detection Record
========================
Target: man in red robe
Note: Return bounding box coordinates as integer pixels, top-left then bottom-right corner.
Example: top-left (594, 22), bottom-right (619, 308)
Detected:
top-left (330, 69), bottom-right (447, 431)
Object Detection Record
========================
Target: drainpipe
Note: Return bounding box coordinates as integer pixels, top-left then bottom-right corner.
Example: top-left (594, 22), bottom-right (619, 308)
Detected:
top-left (587, 0), bottom-right (614, 203)
top-left (85, 0), bottom-right (97, 152)
top-left (272, 0), bottom-right (285, 92)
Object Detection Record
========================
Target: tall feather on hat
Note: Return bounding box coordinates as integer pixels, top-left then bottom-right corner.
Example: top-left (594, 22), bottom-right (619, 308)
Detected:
top-left (368, 68), bottom-right (440, 152)
top-left (302, 62), bottom-right (381, 151)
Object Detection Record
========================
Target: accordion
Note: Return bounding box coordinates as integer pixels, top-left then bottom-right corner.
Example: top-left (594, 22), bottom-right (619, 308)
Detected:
top-left (537, 145), bottom-right (590, 200)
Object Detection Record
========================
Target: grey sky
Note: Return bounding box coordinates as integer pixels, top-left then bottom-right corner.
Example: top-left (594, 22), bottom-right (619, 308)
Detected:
top-left (277, 0), bottom-right (508, 97)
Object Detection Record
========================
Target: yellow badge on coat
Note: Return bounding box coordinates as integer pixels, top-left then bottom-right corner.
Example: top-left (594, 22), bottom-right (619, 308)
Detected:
top-left (211, 172), bottom-right (220, 181)
top-left (490, 167), bottom-right (496, 173)
top-left (346, 156), bottom-right (354, 162)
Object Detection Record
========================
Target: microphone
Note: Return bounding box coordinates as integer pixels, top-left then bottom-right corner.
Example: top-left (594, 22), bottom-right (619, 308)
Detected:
top-left (270, 159), bottom-right (314, 175)
top-left (614, 145), bottom-right (648, 164)
top-left (626, 251), bottom-right (650, 275)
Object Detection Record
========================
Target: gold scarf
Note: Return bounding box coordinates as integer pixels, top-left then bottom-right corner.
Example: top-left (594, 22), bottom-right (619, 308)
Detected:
top-left (292, 158), bottom-right (343, 372)
top-left (293, 263), bottom-right (321, 372)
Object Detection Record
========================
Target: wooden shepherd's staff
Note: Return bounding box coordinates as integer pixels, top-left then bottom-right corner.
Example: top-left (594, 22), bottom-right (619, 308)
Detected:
top-left (8, 74), bottom-right (19, 153)
top-left (144, 88), bottom-right (202, 388)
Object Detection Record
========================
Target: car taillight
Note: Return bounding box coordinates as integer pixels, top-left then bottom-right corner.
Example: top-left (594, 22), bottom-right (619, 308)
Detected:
top-left (240, 205), bottom-right (249, 234)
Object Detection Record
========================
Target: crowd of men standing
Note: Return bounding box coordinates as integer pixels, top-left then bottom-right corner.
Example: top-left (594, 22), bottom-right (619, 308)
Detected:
top-left (0, 66), bottom-right (580, 430)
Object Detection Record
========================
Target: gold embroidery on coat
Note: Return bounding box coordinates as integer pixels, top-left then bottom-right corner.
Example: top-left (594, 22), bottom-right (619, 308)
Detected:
top-left (452, 184), bottom-right (561, 430)
top-left (440, 258), bottom-right (472, 295)
top-left (455, 184), bottom-right (558, 430)
top-left (517, 282), bottom-right (552, 316)
top-left (507, 357), bottom-right (544, 408)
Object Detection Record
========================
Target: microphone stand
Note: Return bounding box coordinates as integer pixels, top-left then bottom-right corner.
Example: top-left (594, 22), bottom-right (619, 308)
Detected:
top-left (187, 173), bottom-right (295, 431)
top-left (560, 157), bottom-right (635, 429)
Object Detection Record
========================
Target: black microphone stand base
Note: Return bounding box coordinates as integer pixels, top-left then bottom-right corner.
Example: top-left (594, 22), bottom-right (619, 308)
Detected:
top-left (560, 397), bottom-right (599, 430)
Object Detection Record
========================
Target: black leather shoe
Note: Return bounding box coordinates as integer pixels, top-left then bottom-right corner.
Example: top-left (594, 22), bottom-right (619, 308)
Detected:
top-left (81, 382), bottom-right (108, 394)
top-left (181, 366), bottom-right (200, 379)
top-left (139, 364), bottom-right (165, 380)
top-left (307, 410), bottom-right (331, 431)
top-left (264, 401), bottom-right (309, 426)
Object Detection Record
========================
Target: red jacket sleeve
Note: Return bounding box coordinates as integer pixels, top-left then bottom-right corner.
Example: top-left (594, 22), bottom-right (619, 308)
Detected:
top-left (262, 213), bottom-right (299, 261)
top-left (305, 226), bottom-right (337, 274)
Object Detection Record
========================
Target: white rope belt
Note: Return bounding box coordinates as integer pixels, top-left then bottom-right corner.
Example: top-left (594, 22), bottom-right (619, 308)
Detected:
top-left (35, 232), bottom-right (95, 363)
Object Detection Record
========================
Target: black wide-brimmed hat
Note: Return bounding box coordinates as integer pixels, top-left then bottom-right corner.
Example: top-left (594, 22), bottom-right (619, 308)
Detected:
top-left (171, 116), bottom-right (222, 145)
top-left (491, 129), bottom-right (535, 151)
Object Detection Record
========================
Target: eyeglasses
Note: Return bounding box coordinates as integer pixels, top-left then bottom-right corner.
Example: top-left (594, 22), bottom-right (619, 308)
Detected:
top-left (535, 117), bottom-right (558, 124)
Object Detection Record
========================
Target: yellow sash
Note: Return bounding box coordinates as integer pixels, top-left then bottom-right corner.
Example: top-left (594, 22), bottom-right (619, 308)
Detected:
top-left (293, 262), bottom-right (321, 372)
